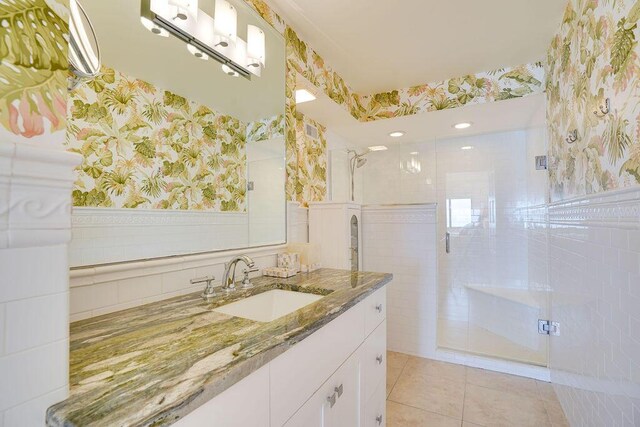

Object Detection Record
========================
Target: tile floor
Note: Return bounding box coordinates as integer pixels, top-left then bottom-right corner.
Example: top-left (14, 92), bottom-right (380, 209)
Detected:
top-left (386, 351), bottom-right (570, 427)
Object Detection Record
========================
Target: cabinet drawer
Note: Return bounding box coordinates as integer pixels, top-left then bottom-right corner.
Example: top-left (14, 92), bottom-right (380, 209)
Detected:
top-left (270, 302), bottom-right (365, 426)
top-left (364, 287), bottom-right (387, 337)
top-left (363, 380), bottom-right (386, 427)
top-left (360, 320), bottom-right (387, 403)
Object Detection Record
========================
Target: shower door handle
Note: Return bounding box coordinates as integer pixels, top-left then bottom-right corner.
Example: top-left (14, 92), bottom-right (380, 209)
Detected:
top-left (445, 232), bottom-right (450, 254)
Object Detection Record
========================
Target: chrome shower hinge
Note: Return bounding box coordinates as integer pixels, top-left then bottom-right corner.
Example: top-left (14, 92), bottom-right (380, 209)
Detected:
top-left (538, 319), bottom-right (560, 336)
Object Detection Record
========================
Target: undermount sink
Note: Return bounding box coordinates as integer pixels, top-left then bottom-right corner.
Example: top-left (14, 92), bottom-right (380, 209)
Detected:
top-left (213, 290), bottom-right (324, 322)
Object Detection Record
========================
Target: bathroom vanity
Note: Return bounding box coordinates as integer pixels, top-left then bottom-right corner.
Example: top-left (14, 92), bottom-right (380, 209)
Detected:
top-left (46, 269), bottom-right (391, 427)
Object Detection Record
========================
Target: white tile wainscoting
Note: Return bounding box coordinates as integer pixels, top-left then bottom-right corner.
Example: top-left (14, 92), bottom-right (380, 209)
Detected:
top-left (362, 204), bottom-right (438, 358)
top-left (69, 245), bottom-right (285, 321)
top-left (68, 202), bottom-right (308, 321)
top-left (70, 208), bottom-right (250, 267)
top-left (544, 187), bottom-right (640, 427)
top-left (0, 140), bottom-right (81, 427)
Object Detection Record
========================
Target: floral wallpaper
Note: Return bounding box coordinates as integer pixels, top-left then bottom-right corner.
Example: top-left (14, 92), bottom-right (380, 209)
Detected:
top-left (246, 0), bottom-right (545, 124)
top-left (66, 66), bottom-right (247, 212)
top-left (358, 63), bottom-right (545, 121)
top-left (547, 0), bottom-right (640, 201)
top-left (0, 0), bottom-right (69, 143)
top-left (246, 114), bottom-right (285, 143)
top-left (293, 112), bottom-right (327, 205)
top-left (244, 0), bottom-right (546, 207)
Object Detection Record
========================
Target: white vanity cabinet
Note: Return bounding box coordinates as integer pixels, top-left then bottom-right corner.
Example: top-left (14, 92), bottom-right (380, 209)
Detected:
top-left (174, 285), bottom-right (388, 427)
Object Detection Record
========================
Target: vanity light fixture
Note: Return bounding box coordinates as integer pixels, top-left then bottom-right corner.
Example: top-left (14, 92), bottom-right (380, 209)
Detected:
top-left (460, 145), bottom-right (474, 150)
top-left (140, 0), bottom-right (266, 79)
top-left (187, 43), bottom-right (208, 59)
top-left (368, 146), bottom-right (388, 151)
top-left (389, 131), bottom-right (405, 138)
top-left (295, 89), bottom-right (316, 104)
top-left (453, 122), bottom-right (472, 129)
top-left (410, 151), bottom-right (419, 155)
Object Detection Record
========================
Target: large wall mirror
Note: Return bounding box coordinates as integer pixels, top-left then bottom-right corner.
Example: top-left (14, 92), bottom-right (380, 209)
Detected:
top-left (68, 0), bottom-right (286, 267)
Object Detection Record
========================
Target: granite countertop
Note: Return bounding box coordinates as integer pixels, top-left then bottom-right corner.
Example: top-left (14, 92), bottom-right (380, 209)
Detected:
top-left (46, 268), bottom-right (392, 427)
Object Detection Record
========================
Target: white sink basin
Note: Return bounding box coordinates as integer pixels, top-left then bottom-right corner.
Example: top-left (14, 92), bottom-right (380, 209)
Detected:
top-left (213, 290), bottom-right (324, 322)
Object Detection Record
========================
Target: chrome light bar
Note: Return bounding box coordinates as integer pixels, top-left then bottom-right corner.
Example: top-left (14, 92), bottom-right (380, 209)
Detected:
top-left (141, 0), bottom-right (252, 79)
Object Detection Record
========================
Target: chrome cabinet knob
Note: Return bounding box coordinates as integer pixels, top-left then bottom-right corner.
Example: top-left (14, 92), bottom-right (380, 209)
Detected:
top-left (376, 354), bottom-right (383, 364)
top-left (334, 384), bottom-right (343, 398)
top-left (376, 414), bottom-right (383, 425)
top-left (375, 304), bottom-right (383, 313)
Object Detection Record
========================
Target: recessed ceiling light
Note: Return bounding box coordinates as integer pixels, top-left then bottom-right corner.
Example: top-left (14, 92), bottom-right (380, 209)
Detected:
top-left (453, 122), bottom-right (472, 129)
top-left (461, 145), bottom-right (474, 150)
top-left (368, 146), bottom-right (388, 151)
top-left (295, 89), bottom-right (316, 104)
top-left (389, 131), bottom-right (405, 138)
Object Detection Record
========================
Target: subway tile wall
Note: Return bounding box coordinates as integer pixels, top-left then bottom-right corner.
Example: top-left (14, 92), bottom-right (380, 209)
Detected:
top-left (0, 246), bottom-right (69, 426)
top-left (70, 209), bottom-right (250, 267)
top-left (68, 203), bottom-right (308, 321)
top-left (545, 187), bottom-right (640, 426)
top-left (362, 205), bottom-right (438, 357)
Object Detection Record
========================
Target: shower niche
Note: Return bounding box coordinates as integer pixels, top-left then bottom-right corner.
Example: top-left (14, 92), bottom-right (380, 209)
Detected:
top-left (308, 202), bottom-right (362, 271)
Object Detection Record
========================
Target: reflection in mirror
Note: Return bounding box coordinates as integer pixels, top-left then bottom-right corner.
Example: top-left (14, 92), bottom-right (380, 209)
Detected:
top-left (67, 0), bottom-right (285, 267)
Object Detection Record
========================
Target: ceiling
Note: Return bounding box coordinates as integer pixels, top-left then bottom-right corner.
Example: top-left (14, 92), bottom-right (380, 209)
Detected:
top-left (297, 87), bottom-right (546, 148)
top-left (268, 0), bottom-right (567, 94)
top-left (83, 0), bottom-right (285, 123)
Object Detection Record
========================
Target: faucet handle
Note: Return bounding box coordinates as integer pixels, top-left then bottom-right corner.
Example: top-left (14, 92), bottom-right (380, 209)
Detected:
top-left (240, 268), bottom-right (259, 289)
top-left (190, 275), bottom-right (215, 285)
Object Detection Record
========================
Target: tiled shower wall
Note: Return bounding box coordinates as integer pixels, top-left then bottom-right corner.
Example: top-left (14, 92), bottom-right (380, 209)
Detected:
top-left (544, 188), bottom-right (640, 426)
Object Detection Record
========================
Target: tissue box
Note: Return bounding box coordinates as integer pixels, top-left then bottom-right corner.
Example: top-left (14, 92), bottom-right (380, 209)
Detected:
top-left (277, 252), bottom-right (300, 272)
top-left (263, 267), bottom-right (298, 278)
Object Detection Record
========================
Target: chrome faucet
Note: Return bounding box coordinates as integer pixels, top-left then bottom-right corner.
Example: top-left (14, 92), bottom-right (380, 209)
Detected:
top-left (222, 255), bottom-right (256, 292)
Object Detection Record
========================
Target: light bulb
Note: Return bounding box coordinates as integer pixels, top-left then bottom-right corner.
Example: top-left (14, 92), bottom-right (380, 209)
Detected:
top-left (247, 25), bottom-right (265, 68)
top-left (168, 0), bottom-right (198, 21)
top-left (140, 17), bottom-right (169, 37)
top-left (222, 64), bottom-right (239, 77)
top-left (187, 44), bottom-right (208, 60)
top-left (214, 0), bottom-right (237, 46)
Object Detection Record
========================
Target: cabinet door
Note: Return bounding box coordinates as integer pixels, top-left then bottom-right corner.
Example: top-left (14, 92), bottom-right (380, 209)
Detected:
top-left (325, 353), bottom-right (361, 427)
top-left (284, 391), bottom-right (325, 427)
top-left (363, 380), bottom-right (386, 427)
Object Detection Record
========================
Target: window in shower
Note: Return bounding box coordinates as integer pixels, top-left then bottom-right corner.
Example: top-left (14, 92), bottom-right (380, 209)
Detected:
top-left (446, 198), bottom-right (472, 228)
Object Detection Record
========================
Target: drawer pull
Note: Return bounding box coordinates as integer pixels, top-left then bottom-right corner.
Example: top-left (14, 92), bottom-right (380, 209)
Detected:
top-left (376, 414), bottom-right (383, 425)
top-left (327, 393), bottom-right (337, 408)
top-left (376, 354), bottom-right (383, 364)
top-left (334, 383), bottom-right (343, 398)
top-left (375, 304), bottom-right (383, 313)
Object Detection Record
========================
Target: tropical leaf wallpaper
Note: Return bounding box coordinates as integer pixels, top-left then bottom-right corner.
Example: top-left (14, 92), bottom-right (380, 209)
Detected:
top-left (246, 114), bottom-right (285, 143)
top-left (0, 0), bottom-right (69, 143)
top-left (547, 0), bottom-right (640, 201)
top-left (294, 112), bottom-right (327, 205)
top-left (247, 0), bottom-right (545, 124)
top-left (66, 66), bottom-right (248, 212)
top-left (358, 63), bottom-right (545, 121)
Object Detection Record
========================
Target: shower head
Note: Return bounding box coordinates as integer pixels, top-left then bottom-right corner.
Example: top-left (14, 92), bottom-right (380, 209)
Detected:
top-left (356, 157), bottom-right (367, 168)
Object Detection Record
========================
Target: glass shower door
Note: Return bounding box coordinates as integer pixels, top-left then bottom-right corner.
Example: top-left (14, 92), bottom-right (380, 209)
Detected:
top-left (436, 130), bottom-right (549, 366)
